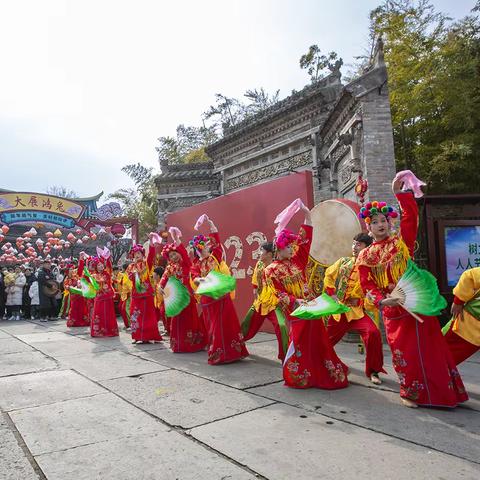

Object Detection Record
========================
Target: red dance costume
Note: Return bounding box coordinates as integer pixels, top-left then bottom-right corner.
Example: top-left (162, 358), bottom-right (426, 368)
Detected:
top-left (242, 260), bottom-right (287, 361)
top-left (324, 257), bottom-right (385, 378)
top-left (160, 243), bottom-right (207, 352)
top-left (358, 192), bottom-right (467, 407)
top-left (90, 260), bottom-right (119, 337)
top-left (260, 225), bottom-right (348, 389)
top-left (191, 232), bottom-right (249, 365)
top-left (444, 267), bottom-right (480, 365)
top-left (66, 261), bottom-right (89, 327)
top-left (128, 246), bottom-right (162, 343)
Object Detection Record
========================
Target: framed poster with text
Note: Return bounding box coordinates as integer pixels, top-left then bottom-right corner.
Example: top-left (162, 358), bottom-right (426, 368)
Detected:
top-left (438, 220), bottom-right (480, 289)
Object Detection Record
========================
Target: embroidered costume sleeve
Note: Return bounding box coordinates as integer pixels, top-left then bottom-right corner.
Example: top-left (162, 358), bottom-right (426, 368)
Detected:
top-left (209, 232), bottom-right (223, 264)
top-left (292, 224), bottom-right (313, 271)
top-left (77, 259), bottom-right (85, 277)
top-left (452, 267), bottom-right (480, 346)
top-left (146, 243), bottom-right (155, 273)
top-left (323, 258), bottom-right (343, 296)
top-left (251, 260), bottom-right (263, 289)
top-left (397, 192), bottom-right (418, 257)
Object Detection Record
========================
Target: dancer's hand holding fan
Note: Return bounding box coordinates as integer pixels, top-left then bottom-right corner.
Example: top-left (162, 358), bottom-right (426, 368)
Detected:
top-left (196, 270), bottom-right (236, 300)
top-left (386, 260), bottom-right (447, 323)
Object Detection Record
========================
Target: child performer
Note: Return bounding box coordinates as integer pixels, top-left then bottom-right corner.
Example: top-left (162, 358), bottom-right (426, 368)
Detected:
top-left (444, 267), bottom-right (480, 365)
top-left (127, 240), bottom-right (162, 344)
top-left (117, 263), bottom-right (132, 330)
top-left (257, 205), bottom-right (348, 390)
top-left (190, 218), bottom-right (249, 365)
top-left (152, 266), bottom-right (169, 335)
top-left (324, 233), bottom-right (385, 385)
top-left (66, 259), bottom-right (89, 327)
top-left (242, 242), bottom-right (288, 360)
top-left (160, 228), bottom-right (207, 352)
top-left (89, 253), bottom-right (119, 337)
top-left (357, 177), bottom-right (467, 408)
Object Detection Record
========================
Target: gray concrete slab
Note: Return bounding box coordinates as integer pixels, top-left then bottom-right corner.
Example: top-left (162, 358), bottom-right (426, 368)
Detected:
top-left (0, 351), bottom-right (58, 378)
top-left (248, 381), bottom-right (480, 464)
top-left (190, 403), bottom-right (480, 480)
top-left (0, 337), bottom-right (36, 355)
top-left (133, 349), bottom-right (282, 389)
top-left (101, 369), bottom-right (275, 428)
top-left (0, 370), bottom-right (106, 412)
top-left (35, 432), bottom-right (256, 480)
top-left (58, 349), bottom-right (170, 381)
top-left (86, 333), bottom-right (168, 353)
top-left (0, 321), bottom-right (49, 335)
top-left (47, 324), bottom-right (90, 336)
top-left (0, 426), bottom-right (40, 480)
top-left (0, 328), bottom-right (12, 339)
top-left (246, 332), bottom-right (277, 343)
top-left (10, 393), bottom-right (168, 456)
top-left (26, 338), bottom-right (115, 358)
top-left (15, 331), bottom-right (73, 344)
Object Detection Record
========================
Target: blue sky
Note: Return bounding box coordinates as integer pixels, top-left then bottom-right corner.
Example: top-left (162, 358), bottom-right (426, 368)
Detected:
top-left (0, 0), bottom-right (475, 199)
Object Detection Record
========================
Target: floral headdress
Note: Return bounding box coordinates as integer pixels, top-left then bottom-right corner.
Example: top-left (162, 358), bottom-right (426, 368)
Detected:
top-left (161, 243), bottom-right (178, 259)
top-left (189, 234), bottom-right (209, 251)
top-left (88, 256), bottom-right (104, 268)
top-left (358, 201), bottom-right (398, 225)
top-left (274, 229), bottom-right (300, 250)
top-left (129, 244), bottom-right (145, 258)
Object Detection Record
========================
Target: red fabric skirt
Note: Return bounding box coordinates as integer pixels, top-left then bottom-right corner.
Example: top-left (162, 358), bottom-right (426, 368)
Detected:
top-left (444, 328), bottom-right (479, 366)
top-left (383, 307), bottom-right (468, 407)
top-left (284, 318), bottom-right (349, 390)
top-left (200, 295), bottom-right (249, 365)
top-left (326, 313), bottom-right (386, 377)
top-left (67, 294), bottom-right (89, 327)
top-left (130, 292), bottom-right (162, 342)
top-left (90, 292), bottom-right (119, 337)
top-left (169, 298), bottom-right (207, 353)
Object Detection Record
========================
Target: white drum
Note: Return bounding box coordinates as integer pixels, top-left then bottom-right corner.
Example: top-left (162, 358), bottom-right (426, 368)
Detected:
top-left (310, 199), bottom-right (364, 266)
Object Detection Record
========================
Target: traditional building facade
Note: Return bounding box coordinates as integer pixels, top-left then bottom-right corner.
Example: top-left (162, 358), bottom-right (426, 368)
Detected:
top-left (155, 39), bottom-right (396, 228)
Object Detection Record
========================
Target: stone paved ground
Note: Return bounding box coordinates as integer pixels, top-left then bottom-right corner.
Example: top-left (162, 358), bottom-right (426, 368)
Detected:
top-left (0, 319), bottom-right (479, 480)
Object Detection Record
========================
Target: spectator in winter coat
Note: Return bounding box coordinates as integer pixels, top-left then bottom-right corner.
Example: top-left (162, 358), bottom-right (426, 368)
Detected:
top-left (6, 266), bottom-right (26, 320)
top-left (29, 277), bottom-right (40, 320)
top-left (22, 267), bottom-right (35, 319)
top-left (0, 270), bottom-right (6, 319)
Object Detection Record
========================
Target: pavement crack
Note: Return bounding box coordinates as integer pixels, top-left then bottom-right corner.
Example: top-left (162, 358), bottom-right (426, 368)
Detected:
top-left (2, 411), bottom-right (47, 479)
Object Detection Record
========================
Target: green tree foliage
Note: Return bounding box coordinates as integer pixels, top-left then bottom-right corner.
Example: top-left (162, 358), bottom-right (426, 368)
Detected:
top-left (156, 124), bottom-right (218, 166)
top-left (299, 45), bottom-right (343, 83)
top-left (370, 0), bottom-right (480, 193)
top-left (108, 163), bottom-right (158, 241)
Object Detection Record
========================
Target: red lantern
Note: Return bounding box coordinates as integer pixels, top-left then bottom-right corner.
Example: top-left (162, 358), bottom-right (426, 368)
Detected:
top-left (111, 223), bottom-right (126, 237)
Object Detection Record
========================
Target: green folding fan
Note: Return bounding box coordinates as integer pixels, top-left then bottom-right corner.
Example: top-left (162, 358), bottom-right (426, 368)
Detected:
top-left (389, 260), bottom-right (447, 321)
top-left (196, 270), bottom-right (236, 300)
top-left (164, 276), bottom-right (190, 317)
top-left (68, 277), bottom-right (97, 299)
top-left (291, 293), bottom-right (350, 319)
top-left (79, 277), bottom-right (98, 299)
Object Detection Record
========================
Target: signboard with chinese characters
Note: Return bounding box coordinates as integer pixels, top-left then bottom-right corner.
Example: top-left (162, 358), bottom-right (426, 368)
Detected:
top-left (0, 192), bottom-right (85, 228)
top-left (444, 225), bottom-right (480, 286)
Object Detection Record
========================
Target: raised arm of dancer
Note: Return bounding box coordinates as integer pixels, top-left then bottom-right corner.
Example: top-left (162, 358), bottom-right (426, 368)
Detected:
top-left (208, 220), bottom-right (223, 263)
top-left (392, 178), bottom-right (418, 258)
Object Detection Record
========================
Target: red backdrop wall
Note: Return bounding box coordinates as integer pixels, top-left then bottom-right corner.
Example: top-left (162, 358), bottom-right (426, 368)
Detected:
top-left (166, 171), bottom-right (314, 323)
